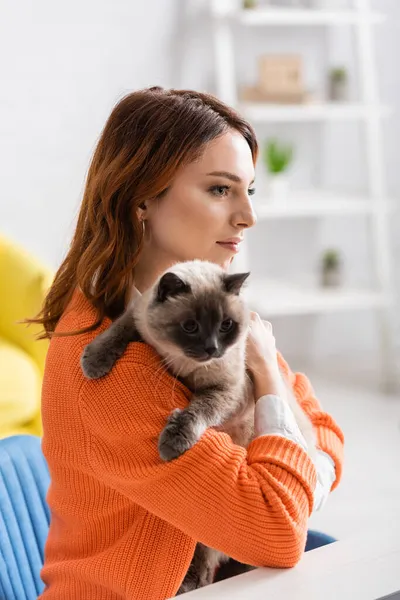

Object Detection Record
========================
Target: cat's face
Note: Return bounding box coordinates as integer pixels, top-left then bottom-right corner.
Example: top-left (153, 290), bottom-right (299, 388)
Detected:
top-left (145, 261), bottom-right (250, 363)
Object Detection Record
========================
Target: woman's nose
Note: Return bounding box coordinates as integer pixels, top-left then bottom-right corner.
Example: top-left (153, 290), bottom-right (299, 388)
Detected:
top-left (233, 199), bottom-right (257, 229)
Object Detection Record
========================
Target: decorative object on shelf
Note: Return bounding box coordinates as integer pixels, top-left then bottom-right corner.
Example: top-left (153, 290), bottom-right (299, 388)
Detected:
top-left (263, 139), bottom-right (294, 202)
top-left (329, 66), bottom-right (348, 102)
top-left (267, 0), bottom-right (320, 7)
top-left (321, 248), bottom-right (342, 287)
top-left (241, 55), bottom-right (311, 104)
top-left (243, 0), bottom-right (258, 8)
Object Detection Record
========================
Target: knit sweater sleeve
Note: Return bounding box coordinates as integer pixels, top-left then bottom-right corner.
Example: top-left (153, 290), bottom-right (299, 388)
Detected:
top-left (277, 352), bottom-right (344, 490)
top-left (79, 357), bottom-right (316, 569)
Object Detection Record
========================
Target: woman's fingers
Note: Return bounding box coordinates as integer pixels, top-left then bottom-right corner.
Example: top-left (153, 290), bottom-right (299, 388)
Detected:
top-left (248, 314), bottom-right (274, 337)
top-left (262, 320), bottom-right (273, 333)
top-left (248, 313), bottom-right (274, 341)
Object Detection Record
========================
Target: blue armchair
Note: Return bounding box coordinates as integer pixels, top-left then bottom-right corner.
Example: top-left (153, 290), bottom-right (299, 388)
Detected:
top-left (0, 435), bottom-right (50, 599)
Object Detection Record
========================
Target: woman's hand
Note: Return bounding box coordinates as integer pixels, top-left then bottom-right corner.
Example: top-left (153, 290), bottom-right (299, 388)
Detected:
top-left (245, 312), bottom-right (284, 401)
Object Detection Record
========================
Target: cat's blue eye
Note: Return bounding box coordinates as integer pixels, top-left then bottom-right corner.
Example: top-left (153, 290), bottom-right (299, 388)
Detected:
top-left (181, 319), bottom-right (199, 334)
top-left (220, 318), bottom-right (234, 333)
top-left (209, 185), bottom-right (230, 197)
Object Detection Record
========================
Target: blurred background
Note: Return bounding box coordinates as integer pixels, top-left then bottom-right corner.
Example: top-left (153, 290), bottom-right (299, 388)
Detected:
top-left (0, 0), bottom-right (399, 543)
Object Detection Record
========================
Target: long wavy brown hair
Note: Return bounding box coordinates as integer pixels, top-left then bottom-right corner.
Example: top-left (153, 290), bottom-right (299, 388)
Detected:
top-left (23, 87), bottom-right (258, 340)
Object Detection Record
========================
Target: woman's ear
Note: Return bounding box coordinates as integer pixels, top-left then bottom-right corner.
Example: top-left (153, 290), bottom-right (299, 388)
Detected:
top-left (136, 197), bottom-right (159, 222)
top-left (137, 202), bottom-right (147, 221)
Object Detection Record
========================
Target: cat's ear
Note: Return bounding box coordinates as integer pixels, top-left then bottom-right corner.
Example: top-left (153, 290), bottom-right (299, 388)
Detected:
top-left (223, 272), bottom-right (250, 295)
top-left (156, 272), bottom-right (191, 303)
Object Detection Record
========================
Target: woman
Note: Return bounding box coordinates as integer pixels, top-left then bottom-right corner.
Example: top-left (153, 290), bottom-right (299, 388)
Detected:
top-left (30, 87), bottom-right (344, 599)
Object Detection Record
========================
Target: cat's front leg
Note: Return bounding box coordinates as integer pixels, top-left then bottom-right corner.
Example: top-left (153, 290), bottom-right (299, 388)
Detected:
top-left (81, 310), bottom-right (138, 379)
top-left (158, 388), bottom-right (230, 462)
top-left (158, 407), bottom-right (203, 462)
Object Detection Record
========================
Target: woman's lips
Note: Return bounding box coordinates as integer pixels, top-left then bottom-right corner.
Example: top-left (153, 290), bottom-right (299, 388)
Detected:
top-left (216, 241), bottom-right (241, 253)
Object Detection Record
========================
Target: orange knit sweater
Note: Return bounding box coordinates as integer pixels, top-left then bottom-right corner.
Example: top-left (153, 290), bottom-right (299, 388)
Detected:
top-left (39, 288), bottom-right (344, 600)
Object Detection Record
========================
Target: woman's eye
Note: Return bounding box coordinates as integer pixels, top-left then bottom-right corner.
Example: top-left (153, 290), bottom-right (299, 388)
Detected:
top-left (209, 185), bottom-right (230, 197)
top-left (181, 319), bottom-right (199, 334)
top-left (209, 185), bottom-right (255, 198)
top-left (220, 318), bottom-right (234, 333)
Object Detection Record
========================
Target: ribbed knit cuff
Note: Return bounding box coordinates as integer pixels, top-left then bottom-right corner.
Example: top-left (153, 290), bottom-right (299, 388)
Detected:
top-left (315, 425), bottom-right (344, 491)
top-left (247, 435), bottom-right (317, 513)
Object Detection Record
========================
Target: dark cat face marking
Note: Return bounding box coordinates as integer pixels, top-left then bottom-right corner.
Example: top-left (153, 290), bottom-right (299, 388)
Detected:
top-left (170, 294), bottom-right (239, 361)
top-left (149, 277), bottom-right (248, 362)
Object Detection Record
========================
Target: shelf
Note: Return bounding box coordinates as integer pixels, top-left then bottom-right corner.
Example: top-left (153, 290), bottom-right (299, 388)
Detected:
top-left (254, 189), bottom-right (389, 220)
top-left (239, 102), bottom-right (390, 122)
top-left (242, 277), bottom-right (389, 317)
top-left (231, 8), bottom-right (385, 26)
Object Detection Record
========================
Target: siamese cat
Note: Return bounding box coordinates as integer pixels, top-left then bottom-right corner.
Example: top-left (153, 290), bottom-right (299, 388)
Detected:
top-left (81, 260), bottom-right (316, 594)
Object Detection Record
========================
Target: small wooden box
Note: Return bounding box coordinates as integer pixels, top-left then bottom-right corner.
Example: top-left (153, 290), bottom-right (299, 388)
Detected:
top-left (258, 55), bottom-right (304, 95)
top-left (240, 85), bottom-right (309, 104)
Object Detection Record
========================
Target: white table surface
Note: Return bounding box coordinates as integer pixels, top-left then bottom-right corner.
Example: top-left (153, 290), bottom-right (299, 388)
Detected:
top-left (181, 524), bottom-right (400, 600)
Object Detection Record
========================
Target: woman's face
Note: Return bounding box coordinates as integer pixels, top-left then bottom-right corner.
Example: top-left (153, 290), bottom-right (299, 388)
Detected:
top-left (135, 130), bottom-right (257, 290)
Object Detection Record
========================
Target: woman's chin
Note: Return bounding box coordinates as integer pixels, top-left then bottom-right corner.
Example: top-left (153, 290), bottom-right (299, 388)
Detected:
top-left (222, 257), bottom-right (234, 271)
top-left (213, 254), bottom-right (233, 270)
top-left (193, 251), bottom-right (233, 271)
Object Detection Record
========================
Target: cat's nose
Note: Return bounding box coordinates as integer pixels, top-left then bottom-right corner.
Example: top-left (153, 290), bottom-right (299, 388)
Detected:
top-left (204, 340), bottom-right (219, 357)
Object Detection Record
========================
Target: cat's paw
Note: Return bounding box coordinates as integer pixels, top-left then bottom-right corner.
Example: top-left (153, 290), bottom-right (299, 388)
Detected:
top-left (80, 343), bottom-right (115, 379)
top-left (158, 409), bottom-right (199, 462)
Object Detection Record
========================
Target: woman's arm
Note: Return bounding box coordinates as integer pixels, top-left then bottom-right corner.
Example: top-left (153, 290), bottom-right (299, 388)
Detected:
top-left (79, 358), bottom-right (316, 570)
top-left (277, 351), bottom-right (345, 491)
top-left (253, 392), bottom-right (337, 513)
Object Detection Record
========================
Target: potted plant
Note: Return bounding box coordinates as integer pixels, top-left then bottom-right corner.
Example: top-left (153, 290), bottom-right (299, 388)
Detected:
top-left (329, 67), bottom-right (348, 102)
top-left (243, 0), bottom-right (258, 8)
top-left (263, 139), bottom-right (294, 202)
top-left (321, 248), bottom-right (342, 287)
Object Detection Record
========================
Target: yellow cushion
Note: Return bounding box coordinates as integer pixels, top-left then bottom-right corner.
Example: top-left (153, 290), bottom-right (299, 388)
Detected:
top-left (0, 233), bottom-right (54, 439)
top-left (0, 233), bottom-right (53, 377)
top-left (2, 410), bottom-right (44, 438)
top-left (0, 336), bottom-right (41, 436)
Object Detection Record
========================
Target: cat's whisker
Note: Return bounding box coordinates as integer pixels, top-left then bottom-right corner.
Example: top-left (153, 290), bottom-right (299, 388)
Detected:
top-left (151, 360), bottom-right (168, 385)
top-left (161, 354), bottom-right (178, 372)
top-left (171, 363), bottom-right (185, 401)
top-left (151, 356), bottom-right (175, 394)
top-left (163, 353), bottom-right (186, 402)
top-left (152, 352), bottom-right (180, 395)
top-left (157, 351), bottom-right (178, 373)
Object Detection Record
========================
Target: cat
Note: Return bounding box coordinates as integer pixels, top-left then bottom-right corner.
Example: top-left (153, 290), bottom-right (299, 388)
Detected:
top-left (80, 259), bottom-right (316, 594)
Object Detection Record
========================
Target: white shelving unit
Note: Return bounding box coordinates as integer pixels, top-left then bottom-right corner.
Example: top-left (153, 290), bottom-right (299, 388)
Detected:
top-left (240, 102), bottom-right (391, 122)
top-left (232, 6), bottom-right (385, 26)
top-left (254, 189), bottom-right (391, 219)
top-left (210, 0), bottom-right (397, 390)
top-left (241, 277), bottom-right (387, 317)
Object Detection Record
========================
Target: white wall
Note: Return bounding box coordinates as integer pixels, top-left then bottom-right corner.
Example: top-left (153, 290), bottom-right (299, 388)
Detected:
top-left (0, 0), bottom-right (179, 264)
top-left (1, 0), bottom-right (399, 377)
